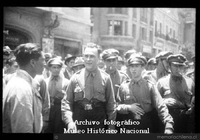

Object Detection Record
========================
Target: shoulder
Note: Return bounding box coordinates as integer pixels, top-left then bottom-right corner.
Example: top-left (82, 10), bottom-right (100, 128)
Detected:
top-left (99, 68), bottom-right (110, 78)
top-left (186, 69), bottom-right (194, 76)
top-left (118, 70), bottom-right (129, 78)
top-left (159, 74), bottom-right (169, 81)
top-left (120, 78), bottom-right (131, 86)
top-left (183, 75), bottom-right (194, 83)
top-left (5, 77), bottom-right (32, 97)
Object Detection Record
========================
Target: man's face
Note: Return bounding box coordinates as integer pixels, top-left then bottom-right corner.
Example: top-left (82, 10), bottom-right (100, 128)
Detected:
top-left (158, 59), bottom-right (169, 71)
top-left (170, 63), bottom-right (184, 76)
top-left (148, 64), bottom-right (157, 70)
top-left (104, 58), bottom-right (118, 72)
top-left (34, 52), bottom-right (45, 75)
top-left (49, 64), bottom-right (62, 76)
top-left (68, 59), bottom-right (75, 69)
top-left (129, 64), bottom-right (144, 79)
top-left (83, 47), bottom-right (99, 71)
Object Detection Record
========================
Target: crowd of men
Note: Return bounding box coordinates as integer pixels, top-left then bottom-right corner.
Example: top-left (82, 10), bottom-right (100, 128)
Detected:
top-left (3, 42), bottom-right (195, 134)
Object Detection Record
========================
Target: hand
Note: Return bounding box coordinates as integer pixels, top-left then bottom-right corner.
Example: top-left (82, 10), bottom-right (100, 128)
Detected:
top-left (164, 128), bottom-right (173, 134)
top-left (128, 103), bottom-right (145, 116)
top-left (42, 121), bottom-right (49, 132)
top-left (163, 98), bottom-right (185, 108)
top-left (55, 90), bottom-right (65, 99)
top-left (67, 122), bottom-right (77, 133)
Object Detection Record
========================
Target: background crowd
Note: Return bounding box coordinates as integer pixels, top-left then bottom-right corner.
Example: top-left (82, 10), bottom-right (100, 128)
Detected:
top-left (3, 42), bottom-right (195, 134)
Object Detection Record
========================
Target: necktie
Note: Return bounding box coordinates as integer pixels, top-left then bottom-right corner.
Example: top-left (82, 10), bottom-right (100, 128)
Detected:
top-left (49, 76), bottom-right (58, 97)
top-left (172, 75), bottom-right (183, 82)
top-left (85, 73), bottom-right (94, 100)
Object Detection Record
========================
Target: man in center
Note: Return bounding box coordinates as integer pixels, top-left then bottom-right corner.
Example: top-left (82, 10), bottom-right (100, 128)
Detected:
top-left (116, 54), bottom-right (174, 134)
top-left (101, 49), bottom-right (129, 100)
top-left (61, 43), bottom-right (116, 133)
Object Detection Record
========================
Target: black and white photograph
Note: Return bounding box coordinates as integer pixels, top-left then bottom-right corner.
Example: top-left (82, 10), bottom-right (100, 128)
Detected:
top-left (3, 7), bottom-right (197, 139)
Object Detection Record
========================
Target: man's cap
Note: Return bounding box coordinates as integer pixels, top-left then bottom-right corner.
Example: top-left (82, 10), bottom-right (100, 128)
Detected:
top-left (167, 54), bottom-right (187, 66)
top-left (72, 57), bottom-right (85, 68)
top-left (44, 53), bottom-right (52, 59)
top-left (155, 51), bottom-right (173, 60)
top-left (101, 49), bottom-right (119, 60)
top-left (47, 57), bottom-right (63, 67)
top-left (3, 46), bottom-right (12, 52)
top-left (118, 56), bottom-right (124, 63)
top-left (147, 58), bottom-right (157, 65)
top-left (124, 49), bottom-right (137, 60)
top-left (65, 54), bottom-right (76, 63)
top-left (128, 54), bottom-right (147, 65)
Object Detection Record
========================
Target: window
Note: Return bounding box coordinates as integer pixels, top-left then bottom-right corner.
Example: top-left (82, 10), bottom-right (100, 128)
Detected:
top-left (155, 20), bottom-right (157, 33)
top-left (133, 8), bottom-right (137, 18)
top-left (114, 20), bottom-right (123, 35)
top-left (159, 23), bottom-right (162, 34)
top-left (125, 21), bottom-right (128, 36)
top-left (166, 25), bottom-right (168, 34)
top-left (108, 20), bottom-right (113, 35)
top-left (141, 27), bottom-right (147, 41)
top-left (140, 8), bottom-right (147, 23)
top-left (173, 30), bottom-right (175, 38)
top-left (170, 28), bottom-right (172, 36)
top-left (132, 24), bottom-right (136, 38)
top-left (150, 8), bottom-right (153, 25)
top-left (149, 30), bottom-right (153, 42)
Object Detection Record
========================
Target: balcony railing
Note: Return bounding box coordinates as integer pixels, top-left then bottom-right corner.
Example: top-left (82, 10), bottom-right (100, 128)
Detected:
top-left (155, 31), bottom-right (178, 44)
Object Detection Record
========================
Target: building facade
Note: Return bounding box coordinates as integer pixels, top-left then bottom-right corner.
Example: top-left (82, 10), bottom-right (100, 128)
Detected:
top-left (178, 8), bottom-right (195, 61)
top-left (91, 8), bottom-right (154, 58)
top-left (4, 7), bottom-right (92, 59)
top-left (153, 8), bottom-right (180, 56)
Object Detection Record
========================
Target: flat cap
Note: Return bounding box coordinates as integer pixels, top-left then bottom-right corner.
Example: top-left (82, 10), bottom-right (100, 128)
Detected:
top-left (155, 51), bottom-right (173, 60)
top-left (44, 53), bottom-right (52, 58)
top-left (147, 58), bottom-right (157, 65)
top-left (128, 54), bottom-right (147, 65)
top-left (101, 49), bottom-right (119, 60)
top-left (3, 46), bottom-right (12, 52)
top-left (167, 54), bottom-right (187, 66)
top-left (65, 54), bottom-right (76, 63)
top-left (47, 57), bottom-right (63, 67)
top-left (72, 57), bottom-right (85, 68)
top-left (118, 56), bottom-right (124, 63)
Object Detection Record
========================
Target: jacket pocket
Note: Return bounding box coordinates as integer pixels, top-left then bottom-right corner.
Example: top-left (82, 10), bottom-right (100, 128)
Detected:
top-left (94, 88), bottom-right (105, 102)
top-left (74, 86), bottom-right (84, 101)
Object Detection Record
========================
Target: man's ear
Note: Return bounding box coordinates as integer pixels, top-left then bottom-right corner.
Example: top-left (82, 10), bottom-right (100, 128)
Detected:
top-left (30, 59), bottom-right (35, 67)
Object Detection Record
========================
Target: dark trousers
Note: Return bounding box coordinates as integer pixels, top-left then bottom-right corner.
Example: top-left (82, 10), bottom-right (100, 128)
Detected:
top-left (169, 108), bottom-right (190, 133)
top-left (45, 101), bottom-right (65, 133)
top-left (73, 101), bottom-right (107, 131)
top-left (116, 109), bottom-right (162, 133)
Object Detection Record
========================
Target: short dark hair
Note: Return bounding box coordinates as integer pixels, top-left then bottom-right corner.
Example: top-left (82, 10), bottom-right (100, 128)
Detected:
top-left (14, 43), bottom-right (42, 67)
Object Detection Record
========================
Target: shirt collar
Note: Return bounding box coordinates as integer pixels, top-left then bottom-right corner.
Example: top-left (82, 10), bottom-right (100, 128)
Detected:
top-left (85, 68), bottom-right (98, 78)
top-left (131, 78), bottom-right (143, 86)
top-left (171, 74), bottom-right (183, 82)
top-left (50, 74), bottom-right (60, 81)
top-left (106, 69), bottom-right (117, 77)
